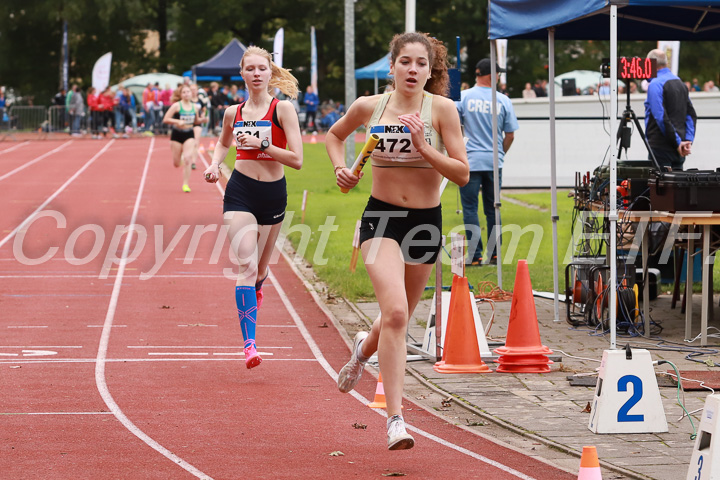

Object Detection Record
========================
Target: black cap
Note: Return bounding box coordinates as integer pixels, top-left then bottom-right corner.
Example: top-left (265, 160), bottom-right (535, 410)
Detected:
top-left (476, 58), bottom-right (505, 76)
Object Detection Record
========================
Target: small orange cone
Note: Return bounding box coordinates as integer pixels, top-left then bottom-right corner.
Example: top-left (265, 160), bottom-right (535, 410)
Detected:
top-left (368, 373), bottom-right (387, 409)
top-left (208, 141), bottom-right (215, 152)
top-left (493, 260), bottom-right (553, 373)
top-left (433, 275), bottom-right (492, 373)
top-left (310, 132), bottom-right (317, 144)
top-left (577, 446), bottom-right (602, 480)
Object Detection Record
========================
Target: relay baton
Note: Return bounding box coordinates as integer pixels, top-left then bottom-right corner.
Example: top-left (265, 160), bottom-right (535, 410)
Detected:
top-left (340, 133), bottom-right (380, 193)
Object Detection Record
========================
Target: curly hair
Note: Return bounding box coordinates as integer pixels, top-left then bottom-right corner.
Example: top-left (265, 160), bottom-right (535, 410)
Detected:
top-left (389, 32), bottom-right (449, 96)
top-left (240, 46), bottom-right (299, 99)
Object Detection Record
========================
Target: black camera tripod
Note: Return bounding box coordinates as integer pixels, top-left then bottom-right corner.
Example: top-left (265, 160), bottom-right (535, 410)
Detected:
top-left (616, 87), bottom-right (662, 171)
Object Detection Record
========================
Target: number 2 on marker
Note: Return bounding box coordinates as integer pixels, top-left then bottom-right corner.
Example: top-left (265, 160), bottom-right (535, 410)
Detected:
top-left (617, 375), bottom-right (644, 422)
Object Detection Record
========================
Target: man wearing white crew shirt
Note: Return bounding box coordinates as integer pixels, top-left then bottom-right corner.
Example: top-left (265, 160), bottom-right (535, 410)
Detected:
top-left (456, 58), bottom-right (519, 266)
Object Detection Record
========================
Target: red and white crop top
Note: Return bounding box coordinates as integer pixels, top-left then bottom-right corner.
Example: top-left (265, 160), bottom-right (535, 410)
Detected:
top-left (234, 98), bottom-right (287, 161)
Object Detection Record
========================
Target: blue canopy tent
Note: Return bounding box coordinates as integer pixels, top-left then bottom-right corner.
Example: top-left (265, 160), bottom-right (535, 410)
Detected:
top-left (355, 53), bottom-right (392, 94)
top-left (487, 1), bottom-right (720, 345)
top-left (190, 38), bottom-right (248, 82)
top-left (182, 72), bottom-right (243, 83)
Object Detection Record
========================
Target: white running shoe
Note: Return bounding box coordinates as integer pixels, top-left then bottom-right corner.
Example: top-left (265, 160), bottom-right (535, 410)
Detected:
top-left (337, 331), bottom-right (369, 393)
top-left (387, 415), bottom-right (415, 450)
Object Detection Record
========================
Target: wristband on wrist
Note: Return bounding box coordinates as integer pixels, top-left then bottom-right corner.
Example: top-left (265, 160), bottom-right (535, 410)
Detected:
top-left (334, 165), bottom-right (345, 175)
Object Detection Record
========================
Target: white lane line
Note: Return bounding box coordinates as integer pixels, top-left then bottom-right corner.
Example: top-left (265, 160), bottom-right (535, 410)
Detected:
top-left (148, 352), bottom-right (208, 356)
top-left (0, 141), bottom-right (29, 155)
top-left (177, 324), bottom-right (217, 327)
top-left (127, 346), bottom-right (291, 349)
top-left (0, 140), bottom-right (72, 182)
top-left (0, 358), bottom-right (315, 364)
top-left (0, 140), bottom-right (114, 249)
top-left (1, 411), bottom-right (114, 415)
top-left (271, 262), bottom-right (538, 480)
top-left (7, 326), bottom-right (48, 329)
top-left (0, 274), bottom-right (231, 279)
top-left (93, 137), bottom-right (212, 480)
top-left (87, 325), bottom-right (126, 328)
top-left (0, 346), bottom-right (82, 348)
top-left (146, 352), bottom-right (274, 357)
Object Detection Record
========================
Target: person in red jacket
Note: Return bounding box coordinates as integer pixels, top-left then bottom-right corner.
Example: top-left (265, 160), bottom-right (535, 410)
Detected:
top-left (87, 87), bottom-right (103, 139)
top-left (101, 87), bottom-right (115, 136)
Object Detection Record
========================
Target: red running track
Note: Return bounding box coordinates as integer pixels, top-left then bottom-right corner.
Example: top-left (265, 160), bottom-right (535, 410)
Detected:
top-left (0, 138), bottom-right (576, 479)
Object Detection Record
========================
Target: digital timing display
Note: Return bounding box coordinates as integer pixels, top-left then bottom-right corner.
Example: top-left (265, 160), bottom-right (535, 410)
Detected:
top-left (618, 57), bottom-right (657, 80)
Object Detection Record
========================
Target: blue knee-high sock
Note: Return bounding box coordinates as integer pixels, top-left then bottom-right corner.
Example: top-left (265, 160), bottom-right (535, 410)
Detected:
top-left (236, 286), bottom-right (258, 349)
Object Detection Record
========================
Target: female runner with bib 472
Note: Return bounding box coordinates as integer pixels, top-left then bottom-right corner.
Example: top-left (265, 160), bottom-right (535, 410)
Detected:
top-left (327, 32), bottom-right (468, 450)
top-left (204, 46), bottom-right (303, 369)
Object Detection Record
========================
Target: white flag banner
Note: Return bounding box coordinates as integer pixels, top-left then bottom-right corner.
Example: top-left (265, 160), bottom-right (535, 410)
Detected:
top-left (310, 26), bottom-right (318, 97)
top-left (273, 28), bottom-right (284, 68)
top-left (92, 52), bottom-right (112, 91)
top-left (496, 39), bottom-right (508, 85)
top-left (657, 41), bottom-right (680, 76)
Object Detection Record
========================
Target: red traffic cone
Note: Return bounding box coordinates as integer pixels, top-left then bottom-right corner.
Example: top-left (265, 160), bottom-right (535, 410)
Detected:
top-left (493, 260), bottom-right (553, 373)
top-left (577, 446), bottom-right (602, 480)
top-left (434, 275), bottom-right (492, 373)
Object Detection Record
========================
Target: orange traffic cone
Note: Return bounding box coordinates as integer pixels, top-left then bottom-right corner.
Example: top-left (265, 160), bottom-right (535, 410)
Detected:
top-left (310, 132), bottom-right (317, 144)
top-left (493, 260), bottom-right (553, 373)
top-left (433, 275), bottom-right (492, 373)
top-left (577, 446), bottom-right (602, 480)
top-left (368, 373), bottom-right (387, 409)
top-left (208, 141), bottom-right (215, 152)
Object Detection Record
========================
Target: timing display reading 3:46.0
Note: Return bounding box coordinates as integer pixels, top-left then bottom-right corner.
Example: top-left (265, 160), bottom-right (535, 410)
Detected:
top-left (618, 57), bottom-right (658, 80)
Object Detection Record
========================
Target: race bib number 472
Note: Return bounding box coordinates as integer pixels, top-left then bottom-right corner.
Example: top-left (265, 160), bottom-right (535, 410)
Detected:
top-left (369, 124), bottom-right (432, 162)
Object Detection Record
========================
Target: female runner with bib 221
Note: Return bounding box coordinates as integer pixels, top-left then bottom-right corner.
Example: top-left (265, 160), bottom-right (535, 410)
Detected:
top-left (204, 46), bottom-right (303, 369)
top-left (327, 32), bottom-right (469, 450)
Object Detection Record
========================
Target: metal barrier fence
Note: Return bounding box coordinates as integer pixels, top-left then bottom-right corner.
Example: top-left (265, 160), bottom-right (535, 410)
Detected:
top-left (6, 106), bottom-right (47, 132)
top-left (48, 105), bottom-right (69, 133)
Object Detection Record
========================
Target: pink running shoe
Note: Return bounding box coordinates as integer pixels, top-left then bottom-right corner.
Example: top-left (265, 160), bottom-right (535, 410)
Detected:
top-left (244, 345), bottom-right (262, 369)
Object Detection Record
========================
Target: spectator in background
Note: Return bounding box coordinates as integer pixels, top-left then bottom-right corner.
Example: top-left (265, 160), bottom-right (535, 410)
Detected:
top-left (498, 83), bottom-right (508, 95)
top-left (101, 87), bottom-right (116, 136)
top-left (598, 79), bottom-right (611, 96)
top-left (0, 87), bottom-right (6, 124)
top-left (68, 85), bottom-right (85, 136)
top-left (456, 58), bottom-right (519, 266)
top-left (152, 83), bottom-right (163, 132)
top-left (522, 82), bottom-right (536, 99)
top-left (629, 81), bottom-right (638, 94)
top-left (532, 79), bottom-right (546, 97)
top-left (237, 82), bottom-right (248, 103)
top-left (53, 88), bottom-right (67, 131)
top-left (142, 83), bottom-right (156, 133)
top-left (461, 82), bottom-right (470, 91)
top-left (87, 87), bottom-right (103, 139)
top-left (114, 87), bottom-right (125, 133)
top-left (209, 82), bottom-right (227, 132)
top-left (119, 87), bottom-right (137, 136)
top-left (691, 78), bottom-right (702, 92)
top-left (161, 84), bottom-right (173, 107)
top-left (644, 48), bottom-right (696, 171)
top-left (704, 80), bottom-right (719, 92)
top-left (303, 85), bottom-right (319, 132)
top-left (227, 84), bottom-right (242, 105)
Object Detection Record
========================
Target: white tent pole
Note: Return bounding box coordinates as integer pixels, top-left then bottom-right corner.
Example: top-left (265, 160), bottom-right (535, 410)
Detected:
top-left (548, 28), bottom-right (560, 323)
top-left (609, 5), bottom-right (618, 350)
top-left (490, 41), bottom-right (502, 288)
top-left (344, 0), bottom-right (356, 165)
top-left (374, 73), bottom-right (378, 95)
top-left (405, 0), bottom-right (416, 32)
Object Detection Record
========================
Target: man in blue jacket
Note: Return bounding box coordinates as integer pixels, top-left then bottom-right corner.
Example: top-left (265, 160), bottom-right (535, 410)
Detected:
top-left (644, 49), bottom-right (696, 171)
